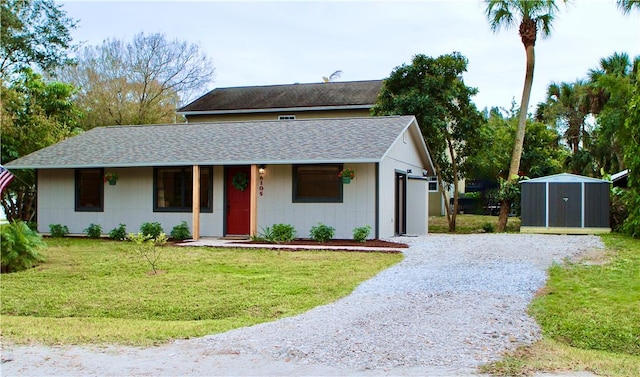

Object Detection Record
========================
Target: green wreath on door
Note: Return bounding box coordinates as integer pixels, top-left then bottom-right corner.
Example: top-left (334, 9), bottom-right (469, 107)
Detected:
top-left (232, 171), bottom-right (249, 191)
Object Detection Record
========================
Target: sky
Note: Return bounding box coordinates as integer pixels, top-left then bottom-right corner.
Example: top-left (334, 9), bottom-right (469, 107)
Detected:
top-left (60, 0), bottom-right (640, 111)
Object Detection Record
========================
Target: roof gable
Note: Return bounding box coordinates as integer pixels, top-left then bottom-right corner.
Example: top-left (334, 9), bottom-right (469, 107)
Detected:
top-left (6, 116), bottom-right (424, 169)
top-left (178, 80), bottom-right (383, 114)
top-left (521, 173), bottom-right (609, 184)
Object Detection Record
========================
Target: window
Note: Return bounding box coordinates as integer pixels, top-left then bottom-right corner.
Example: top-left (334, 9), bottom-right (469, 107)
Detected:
top-left (154, 167), bottom-right (213, 212)
top-left (428, 176), bottom-right (438, 192)
top-left (75, 169), bottom-right (103, 212)
top-left (293, 164), bottom-right (342, 203)
top-left (278, 115), bottom-right (296, 120)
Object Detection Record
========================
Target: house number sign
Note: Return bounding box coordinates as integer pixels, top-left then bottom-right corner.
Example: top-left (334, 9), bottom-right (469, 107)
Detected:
top-left (259, 175), bottom-right (264, 196)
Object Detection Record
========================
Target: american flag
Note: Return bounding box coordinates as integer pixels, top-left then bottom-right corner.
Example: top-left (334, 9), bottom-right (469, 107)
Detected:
top-left (0, 165), bottom-right (15, 195)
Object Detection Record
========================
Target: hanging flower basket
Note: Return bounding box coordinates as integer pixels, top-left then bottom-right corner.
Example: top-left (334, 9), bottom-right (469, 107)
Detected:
top-left (104, 172), bottom-right (118, 185)
top-left (338, 168), bottom-right (355, 184)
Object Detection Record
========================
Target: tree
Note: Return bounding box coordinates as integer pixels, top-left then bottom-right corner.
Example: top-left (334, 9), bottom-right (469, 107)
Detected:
top-left (535, 80), bottom-right (596, 175)
top-left (621, 75), bottom-right (640, 238)
top-left (617, 0), bottom-right (640, 14)
top-left (484, 0), bottom-right (567, 231)
top-left (57, 32), bottom-right (215, 128)
top-left (372, 52), bottom-right (484, 232)
top-left (1, 69), bottom-right (81, 221)
top-left (588, 52), bottom-right (639, 174)
top-left (1, 0), bottom-right (77, 222)
top-left (468, 105), bottom-right (566, 182)
top-left (0, 0), bottom-right (76, 78)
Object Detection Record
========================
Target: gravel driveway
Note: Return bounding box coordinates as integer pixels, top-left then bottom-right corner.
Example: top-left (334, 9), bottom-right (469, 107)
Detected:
top-left (1, 234), bottom-right (604, 376)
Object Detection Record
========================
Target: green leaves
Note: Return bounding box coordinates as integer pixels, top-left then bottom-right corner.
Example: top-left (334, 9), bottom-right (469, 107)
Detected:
top-left (1, 220), bottom-right (46, 273)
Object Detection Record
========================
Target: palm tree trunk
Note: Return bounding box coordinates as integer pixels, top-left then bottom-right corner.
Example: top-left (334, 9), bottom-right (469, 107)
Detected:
top-left (497, 43), bottom-right (535, 232)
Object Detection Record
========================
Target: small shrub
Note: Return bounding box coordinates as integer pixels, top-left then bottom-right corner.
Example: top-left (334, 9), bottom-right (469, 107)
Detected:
top-left (481, 222), bottom-right (495, 233)
top-left (1, 221), bottom-right (46, 273)
top-left (271, 224), bottom-right (296, 242)
top-left (352, 225), bottom-right (372, 242)
top-left (84, 223), bottom-right (102, 238)
top-left (309, 223), bottom-right (335, 243)
top-left (49, 224), bottom-right (69, 237)
top-left (108, 223), bottom-right (127, 240)
top-left (127, 232), bottom-right (168, 274)
top-left (170, 221), bottom-right (191, 241)
top-left (140, 222), bottom-right (163, 239)
top-left (252, 226), bottom-right (273, 242)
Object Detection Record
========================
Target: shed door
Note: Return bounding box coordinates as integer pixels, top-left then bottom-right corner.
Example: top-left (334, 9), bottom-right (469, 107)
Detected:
top-left (549, 183), bottom-right (582, 227)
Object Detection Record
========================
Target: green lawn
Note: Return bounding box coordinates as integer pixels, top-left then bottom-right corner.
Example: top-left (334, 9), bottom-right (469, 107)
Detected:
top-left (429, 214), bottom-right (521, 233)
top-left (1, 238), bottom-right (402, 345)
top-left (482, 233), bottom-right (640, 377)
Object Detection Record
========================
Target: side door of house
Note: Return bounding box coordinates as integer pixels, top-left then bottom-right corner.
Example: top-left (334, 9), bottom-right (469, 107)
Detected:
top-left (395, 171), bottom-right (407, 235)
top-left (225, 166), bottom-right (251, 235)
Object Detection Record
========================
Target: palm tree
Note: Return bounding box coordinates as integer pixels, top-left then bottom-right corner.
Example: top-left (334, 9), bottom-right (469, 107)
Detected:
top-left (484, 0), bottom-right (567, 231)
top-left (617, 0), bottom-right (640, 14)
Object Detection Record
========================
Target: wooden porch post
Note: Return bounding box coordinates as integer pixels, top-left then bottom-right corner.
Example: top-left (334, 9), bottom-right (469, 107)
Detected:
top-left (192, 165), bottom-right (200, 240)
top-left (249, 164), bottom-right (258, 237)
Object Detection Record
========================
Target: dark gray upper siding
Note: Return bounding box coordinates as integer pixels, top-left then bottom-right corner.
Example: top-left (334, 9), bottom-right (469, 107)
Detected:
top-left (178, 80), bottom-right (383, 114)
top-left (6, 116), bottom-right (416, 169)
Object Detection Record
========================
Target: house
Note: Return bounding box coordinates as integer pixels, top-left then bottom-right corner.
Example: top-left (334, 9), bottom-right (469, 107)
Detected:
top-left (6, 115), bottom-right (434, 240)
top-left (611, 169), bottom-right (629, 188)
top-left (178, 80), bottom-right (445, 216)
top-left (520, 173), bottom-right (610, 234)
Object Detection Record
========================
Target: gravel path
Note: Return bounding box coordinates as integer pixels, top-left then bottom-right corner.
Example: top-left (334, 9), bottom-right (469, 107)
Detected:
top-left (1, 234), bottom-right (604, 376)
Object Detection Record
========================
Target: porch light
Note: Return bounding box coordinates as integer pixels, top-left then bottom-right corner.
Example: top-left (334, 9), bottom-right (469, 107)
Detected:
top-left (258, 165), bottom-right (266, 175)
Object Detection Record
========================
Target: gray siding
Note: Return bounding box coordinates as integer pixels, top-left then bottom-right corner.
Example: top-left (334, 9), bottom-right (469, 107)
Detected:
top-left (585, 182), bottom-right (610, 227)
top-left (521, 183), bottom-right (546, 227)
top-left (549, 183), bottom-right (582, 227)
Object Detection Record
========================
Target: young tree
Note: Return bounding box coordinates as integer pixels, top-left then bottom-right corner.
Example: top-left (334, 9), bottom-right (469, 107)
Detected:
top-left (57, 32), bottom-right (215, 128)
top-left (372, 52), bottom-right (484, 232)
top-left (484, 0), bottom-right (567, 231)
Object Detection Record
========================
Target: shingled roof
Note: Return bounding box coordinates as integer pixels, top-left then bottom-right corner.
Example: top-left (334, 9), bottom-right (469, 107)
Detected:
top-left (178, 80), bottom-right (383, 114)
top-left (6, 116), bottom-right (432, 170)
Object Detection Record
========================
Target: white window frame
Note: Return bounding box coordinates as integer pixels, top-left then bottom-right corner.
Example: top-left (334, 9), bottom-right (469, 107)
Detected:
top-left (428, 176), bottom-right (438, 192)
top-left (278, 115), bottom-right (296, 120)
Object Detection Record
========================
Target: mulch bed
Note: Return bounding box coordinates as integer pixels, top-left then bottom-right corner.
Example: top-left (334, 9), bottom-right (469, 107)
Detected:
top-left (235, 239), bottom-right (408, 249)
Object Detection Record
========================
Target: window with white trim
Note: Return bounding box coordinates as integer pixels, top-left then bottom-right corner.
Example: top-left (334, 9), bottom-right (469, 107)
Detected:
top-left (278, 115), bottom-right (296, 120)
top-left (428, 176), bottom-right (438, 192)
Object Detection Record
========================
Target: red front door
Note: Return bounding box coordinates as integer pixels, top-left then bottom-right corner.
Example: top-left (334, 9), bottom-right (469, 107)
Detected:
top-left (226, 166), bottom-right (251, 235)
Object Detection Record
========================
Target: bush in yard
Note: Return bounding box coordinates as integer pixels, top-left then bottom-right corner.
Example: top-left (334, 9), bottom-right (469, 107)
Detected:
top-left (84, 223), bottom-right (102, 238)
top-left (271, 224), bottom-right (296, 242)
top-left (127, 232), bottom-right (168, 274)
top-left (352, 225), bottom-right (372, 243)
top-left (481, 222), bottom-right (495, 233)
top-left (310, 223), bottom-right (335, 243)
top-left (108, 223), bottom-right (127, 240)
top-left (170, 221), bottom-right (191, 241)
top-left (140, 222), bottom-right (163, 239)
top-left (49, 224), bottom-right (69, 237)
top-left (1, 221), bottom-right (46, 273)
top-left (253, 224), bottom-right (296, 243)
